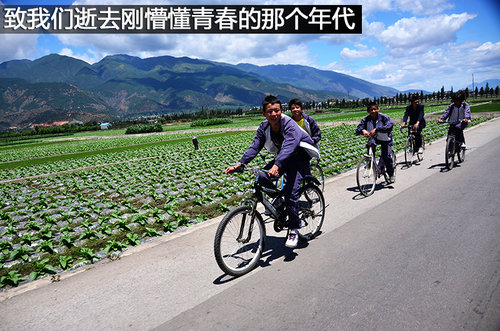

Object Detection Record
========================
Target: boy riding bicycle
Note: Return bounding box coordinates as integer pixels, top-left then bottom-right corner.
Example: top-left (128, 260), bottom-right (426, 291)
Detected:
top-left (401, 94), bottom-right (426, 154)
top-left (437, 91), bottom-right (471, 148)
top-left (225, 95), bottom-right (319, 248)
top-left (356, 102), bottom-right (395, 183)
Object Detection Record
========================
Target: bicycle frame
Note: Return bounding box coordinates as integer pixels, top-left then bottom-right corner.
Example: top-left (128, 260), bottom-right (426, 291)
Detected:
top-left (439, 121), bottom-right (465, 169)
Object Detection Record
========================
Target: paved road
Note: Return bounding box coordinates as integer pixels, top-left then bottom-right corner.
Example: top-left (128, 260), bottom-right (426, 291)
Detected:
top-left (1, 118), bottom-right (499, 330)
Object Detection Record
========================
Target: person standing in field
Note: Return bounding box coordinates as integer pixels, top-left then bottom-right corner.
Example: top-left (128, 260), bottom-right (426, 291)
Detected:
top-left (192, 136), bottom-right (199, 150)
top-left (225, 95), bottom-right (319, 249)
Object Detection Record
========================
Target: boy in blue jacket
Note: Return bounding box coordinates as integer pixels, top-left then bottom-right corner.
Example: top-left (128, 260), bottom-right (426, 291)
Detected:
top-left (356, 102), bottom-right (395, 183)
top-left (226, 95), bottom-right (319, 248)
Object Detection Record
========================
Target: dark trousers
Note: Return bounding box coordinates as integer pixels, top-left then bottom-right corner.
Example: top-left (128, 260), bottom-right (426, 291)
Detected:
top-left (257, 150), bottom-right (311, 230)
top-left (370, 139), bottom-right (394, 177)
top-left (448, 123), bottom-right (467, 144)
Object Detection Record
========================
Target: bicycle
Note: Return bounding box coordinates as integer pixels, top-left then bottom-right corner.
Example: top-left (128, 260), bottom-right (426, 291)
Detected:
top-left (356, 140), bottom-right (397, 197)
top-left (439, 121), bottom-right (466, 169)
top-left (400, 126), bottom-right (425, 168)
top-left (214, 168), bottom-right (326, 277)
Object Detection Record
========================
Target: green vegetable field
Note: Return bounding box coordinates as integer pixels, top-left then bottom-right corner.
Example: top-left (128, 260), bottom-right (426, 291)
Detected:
top-left (0, 105), bottom-right (497, 288)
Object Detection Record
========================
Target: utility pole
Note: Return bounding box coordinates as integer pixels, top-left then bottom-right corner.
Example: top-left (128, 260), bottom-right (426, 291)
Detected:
top-left (472, 73), bottom-right (475, 99)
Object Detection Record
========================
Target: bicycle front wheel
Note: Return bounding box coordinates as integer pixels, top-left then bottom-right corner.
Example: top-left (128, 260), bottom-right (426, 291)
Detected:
top-left (457, 145), bottom-right (465, 163)
top-left (417, 135), bottom-right (425, 162)
top-left (356, 156), bottom-right (376, 197)
top-left (310, 162), bottom-right (325, 192)
top-left (214, 206), bottom-right (266, 277)
top-left (297, 184), bottom-right (325, 241)
top-left (445, 137), bottom-right (455, 169)
top-left (404, 136), bottom-right (414, 168)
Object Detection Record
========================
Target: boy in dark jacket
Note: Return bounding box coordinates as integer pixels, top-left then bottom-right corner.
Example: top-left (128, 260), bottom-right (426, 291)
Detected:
top-left (402, 95), bottom-right (426, 153)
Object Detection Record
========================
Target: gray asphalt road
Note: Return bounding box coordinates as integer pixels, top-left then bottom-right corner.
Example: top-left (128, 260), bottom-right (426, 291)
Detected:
top-left (158, 125), bottom-right (500, 330)
top-left (1, 118), bottom-right (499, 330)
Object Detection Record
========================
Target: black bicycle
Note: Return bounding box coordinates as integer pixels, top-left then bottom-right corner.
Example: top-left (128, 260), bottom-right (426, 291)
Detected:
top-left (214, 168), bottom-right (325, 277)
top-left (400, 126), bottom-right (425, 168)
top-left (440, 121), bottom-right (466, 169)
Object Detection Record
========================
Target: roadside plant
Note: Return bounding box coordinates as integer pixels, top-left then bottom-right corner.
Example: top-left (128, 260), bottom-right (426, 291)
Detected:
top-left (59, 255), bottom-right (73, 270)
top-left (30, 258), bottom-right (58, 281)
top-left (163, 221), bottom-right (176, 233)
top-left (78, 247), bottom-right (99, 263)
top-left (104, 240), bottom-right (127, 255)
top-left (143, 227), bottom-right (161, 238)
top-left (125, 233), bottom-right (141, 246)
top-left (1, 270), bottom-right (26, 288)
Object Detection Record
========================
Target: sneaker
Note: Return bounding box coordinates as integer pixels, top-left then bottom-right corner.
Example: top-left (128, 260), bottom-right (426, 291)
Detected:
top-left (418, 147), bottom-right (424, 154)
top-left (285, 229), bottom-right (298, 248)
top-left (388, 175), bottom-right (396, 184)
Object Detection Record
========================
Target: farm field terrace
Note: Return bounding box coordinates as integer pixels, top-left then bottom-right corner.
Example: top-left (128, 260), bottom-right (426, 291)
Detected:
top-left (0, 108), bottom-right (497, 288)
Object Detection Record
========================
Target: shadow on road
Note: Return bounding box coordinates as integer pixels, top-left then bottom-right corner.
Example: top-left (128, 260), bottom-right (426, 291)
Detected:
top-left (213, 234), bottom-right (312, 285)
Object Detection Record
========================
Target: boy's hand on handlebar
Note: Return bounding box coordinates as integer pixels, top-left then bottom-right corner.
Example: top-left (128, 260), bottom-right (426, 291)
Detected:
top-left (437, 119), bottom-right (443, 123)
top-left (225, 163), bottom-right (243, 174)
top-left (268, 164), bottom-right (279, 177)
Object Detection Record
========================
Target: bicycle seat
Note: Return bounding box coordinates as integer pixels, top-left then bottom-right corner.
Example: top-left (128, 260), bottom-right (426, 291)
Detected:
top-left (303, 175), bottom-right (321, 187)
top-left (261, 186), bottom-right (281, 198)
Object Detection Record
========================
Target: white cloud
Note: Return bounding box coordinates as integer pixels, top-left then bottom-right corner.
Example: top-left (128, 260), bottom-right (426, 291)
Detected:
top-left (0, 35), bottom-right (39, 63)
top-left (350, 40), bottom-right (500, 91)
top-left (378, 13), bottom-right (477, 56)
top-left (340, 44), bottom-right (377, 59)
top-left (393, 0), bottom-right (454, 15)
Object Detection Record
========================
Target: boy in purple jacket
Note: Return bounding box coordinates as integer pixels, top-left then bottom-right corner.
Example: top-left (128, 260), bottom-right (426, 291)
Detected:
top-left (356, 102), bottom-right (395, 183)
top-left (438, 91), bottom-right (471, 148)
top-left (225, 95), bottom-right (319, 248)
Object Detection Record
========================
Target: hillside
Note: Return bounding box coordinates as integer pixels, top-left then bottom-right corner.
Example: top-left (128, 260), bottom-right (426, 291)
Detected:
top-left (0, 53), bottom-right (402, 129)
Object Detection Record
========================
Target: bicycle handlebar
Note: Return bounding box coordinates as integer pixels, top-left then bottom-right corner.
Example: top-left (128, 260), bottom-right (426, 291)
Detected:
top-left (438, 120), bottom-right (463, 125)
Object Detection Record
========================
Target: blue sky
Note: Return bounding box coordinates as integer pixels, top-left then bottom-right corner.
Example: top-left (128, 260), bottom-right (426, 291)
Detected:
top-left (0, 0), bottom-right (499, 93)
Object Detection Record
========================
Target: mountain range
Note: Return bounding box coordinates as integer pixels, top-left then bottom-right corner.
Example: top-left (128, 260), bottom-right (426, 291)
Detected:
top-left (0, 53), bottom-right (401, 130)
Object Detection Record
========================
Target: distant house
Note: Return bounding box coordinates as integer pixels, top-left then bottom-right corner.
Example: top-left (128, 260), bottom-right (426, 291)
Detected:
top-left (69, 120), bottom-right (83, 126)
top-left (100, 122), bottom-right (111, 130)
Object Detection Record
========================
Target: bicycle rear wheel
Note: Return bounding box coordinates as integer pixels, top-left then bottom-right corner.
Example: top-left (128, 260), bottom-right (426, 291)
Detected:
top-left (404, 136), bottom-right (414, 168)
top-left (356, 155), bottom-right (376, 197)
top-left (310, 162), bottom-right (325, 192)
top-left (214, 206), bottom-right (265, 277)
top-left (445, 137), bottom-right (455, 169)
top-left (297, 184), bottom-right (325, 241)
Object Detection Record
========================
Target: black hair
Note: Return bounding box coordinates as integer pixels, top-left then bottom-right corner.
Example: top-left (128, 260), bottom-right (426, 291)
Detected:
top-left (262, 95), bottom-right (282, 112)
top-left (409, 94), bottom-right (419, 102)
top-left (288, 98), bottom-right (302, 108)
top-left (367, 102), bottom-right (378, 111)
top-left (452, 90), bottom-right (466, 102)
